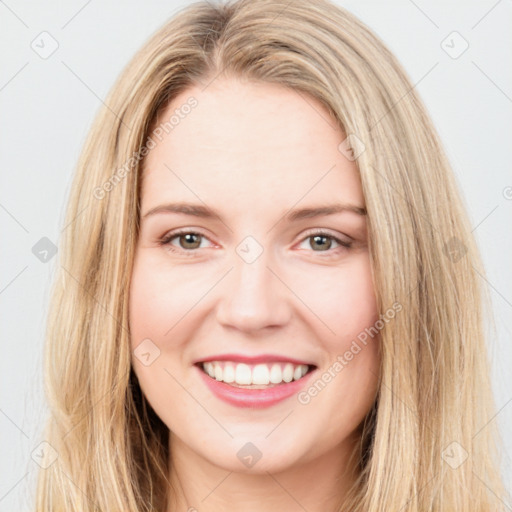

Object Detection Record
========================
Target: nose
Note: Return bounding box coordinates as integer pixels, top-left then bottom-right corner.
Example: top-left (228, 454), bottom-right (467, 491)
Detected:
top-left (215, 246), bottom-right (291, 333)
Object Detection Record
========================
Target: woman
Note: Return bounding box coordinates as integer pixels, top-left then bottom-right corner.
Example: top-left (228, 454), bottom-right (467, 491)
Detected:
top-left (35, 0), bottom-right (508, 510)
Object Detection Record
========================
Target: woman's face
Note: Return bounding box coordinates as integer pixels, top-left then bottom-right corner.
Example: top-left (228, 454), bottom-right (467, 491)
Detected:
top-left (129, 77), bottom-right (380, 474)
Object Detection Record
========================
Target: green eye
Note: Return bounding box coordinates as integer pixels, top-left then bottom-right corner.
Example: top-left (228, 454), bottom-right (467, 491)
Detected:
top-left (298, 231), bottom-right (352, 253)
top-left (159, 229), bottom-right (352, 257)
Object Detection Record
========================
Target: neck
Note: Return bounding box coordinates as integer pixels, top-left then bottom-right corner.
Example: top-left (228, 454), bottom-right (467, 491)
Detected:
top-left (166, 431), bottom-right (360, 512)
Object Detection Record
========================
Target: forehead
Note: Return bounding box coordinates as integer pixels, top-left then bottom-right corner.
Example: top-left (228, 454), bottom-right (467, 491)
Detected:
top-left (141, 78), bottom-right (364, 212)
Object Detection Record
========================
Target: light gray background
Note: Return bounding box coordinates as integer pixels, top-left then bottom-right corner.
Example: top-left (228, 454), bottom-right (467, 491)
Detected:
top-left (1, 1), bottom-right (511, 510)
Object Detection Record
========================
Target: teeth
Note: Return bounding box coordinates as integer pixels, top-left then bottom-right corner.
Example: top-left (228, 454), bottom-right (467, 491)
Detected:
top-left (282, 363), bottom-right (294, 383)
top-left (201, 361), bottom-right (311, 386)
top-left (223, 364), bottom-right (235, 383)
top-left (252, 364), bottom-right (270, 385)
top-left (235, 363), bottom-right (252, 385)
top-left (269, 364), bottom-right (282, 384)
top-left (204, 362), bottom-right (215, 378)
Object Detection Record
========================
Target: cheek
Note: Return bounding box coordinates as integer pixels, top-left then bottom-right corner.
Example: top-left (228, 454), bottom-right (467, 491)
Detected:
top-left (129, 253), bottom-right (207, 349)
top-left (297, 253), bottom-right (378, 347)
top-left (129, 262), bottom-right (168, 349)
top-left (292, 255), bottom-right (380, 440)
top-left (130, 250), bottom-right (379, 352)
top-left (128, 254), bottom-right (198, 418)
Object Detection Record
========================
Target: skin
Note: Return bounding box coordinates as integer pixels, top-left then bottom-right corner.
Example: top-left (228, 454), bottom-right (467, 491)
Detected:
top-left (129, 76), bottom-right (380, 512)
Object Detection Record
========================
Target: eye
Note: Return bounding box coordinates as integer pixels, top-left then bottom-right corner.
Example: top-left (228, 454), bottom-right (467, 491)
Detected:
top-left (297, 230), bottom-right (352, 254)
top-left (159, 229), bottom-right (214, 256)
top-left (158, 228), bottom-right (353, 257)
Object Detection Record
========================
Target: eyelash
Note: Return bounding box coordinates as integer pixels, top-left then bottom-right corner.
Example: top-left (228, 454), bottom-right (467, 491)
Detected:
top-left (158, 228), bottom-right (353, 258)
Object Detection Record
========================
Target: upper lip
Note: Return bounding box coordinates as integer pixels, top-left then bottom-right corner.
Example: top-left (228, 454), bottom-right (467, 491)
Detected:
top-left (194, 353), bottom-right (316, 367)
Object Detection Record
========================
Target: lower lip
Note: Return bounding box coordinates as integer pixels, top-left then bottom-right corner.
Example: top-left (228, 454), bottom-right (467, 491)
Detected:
top-left (196, 365), bottom-right (316, 408)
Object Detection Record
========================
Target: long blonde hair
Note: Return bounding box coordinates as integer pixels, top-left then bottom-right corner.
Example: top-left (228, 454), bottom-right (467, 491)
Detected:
top-left (35, 0), bottom-right (508, 510)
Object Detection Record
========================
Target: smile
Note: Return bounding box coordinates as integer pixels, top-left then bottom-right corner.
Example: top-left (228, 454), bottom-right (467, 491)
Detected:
top-left (200, 361), bottom-right (312, 387)
top-left (194, 357), bottom-right (317, 408)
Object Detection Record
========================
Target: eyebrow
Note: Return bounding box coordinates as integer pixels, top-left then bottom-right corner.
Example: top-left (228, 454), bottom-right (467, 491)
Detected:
top-left (142, 202), bottom-right (367, 222)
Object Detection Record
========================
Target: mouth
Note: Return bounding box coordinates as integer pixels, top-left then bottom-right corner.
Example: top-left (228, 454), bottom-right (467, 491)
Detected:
top-left (193, 353), bottom-right (318, 408)
top-left (195, 360), bottom-right (317, 389)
